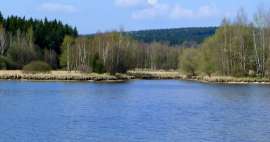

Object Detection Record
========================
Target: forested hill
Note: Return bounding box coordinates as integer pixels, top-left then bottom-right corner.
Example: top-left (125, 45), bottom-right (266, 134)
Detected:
top-left (126, 27), bottom-right (217, 45)
top-left (0, 13), bottom-right (78, 55)
top-left (0, 11), bottom-right (78, 69)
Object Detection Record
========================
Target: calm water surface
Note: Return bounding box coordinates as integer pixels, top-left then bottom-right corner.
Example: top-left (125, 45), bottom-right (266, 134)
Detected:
top-left (0, 80), bottom-right (270, 142)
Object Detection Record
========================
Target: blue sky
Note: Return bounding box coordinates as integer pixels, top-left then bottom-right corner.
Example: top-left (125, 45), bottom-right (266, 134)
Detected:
top-left (0, 0), bottom-right (269, 34)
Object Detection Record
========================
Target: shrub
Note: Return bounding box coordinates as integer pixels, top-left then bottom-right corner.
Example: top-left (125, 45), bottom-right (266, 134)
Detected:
top-left (23, 61), bottom-right (52, 73)
top-left (179, 48), bottom-right (199, 76)
top-left (92, 54), bottom-right (105, 73)
top-left (7, 41), bottom-right (37, 68)
top-left (0, 56), bottom-right (18, 69)
top-left (0, 56), bottom-right (7, 69)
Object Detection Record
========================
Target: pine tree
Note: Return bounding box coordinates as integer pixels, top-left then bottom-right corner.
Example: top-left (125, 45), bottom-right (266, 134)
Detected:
top-left (0, 11), bottom-right (3, 24)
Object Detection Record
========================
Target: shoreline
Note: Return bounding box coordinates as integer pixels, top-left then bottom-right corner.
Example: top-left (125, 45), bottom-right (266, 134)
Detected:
top-left (0, 70), bottom-right (270, 84)
top-left (185, 76), bottom-right (270, 85)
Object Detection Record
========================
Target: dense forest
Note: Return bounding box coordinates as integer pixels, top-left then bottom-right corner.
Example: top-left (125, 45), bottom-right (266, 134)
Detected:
top-left (127, 27), bottom-right (217, 45)
top-left (0, 11), bottom-right (77, 69)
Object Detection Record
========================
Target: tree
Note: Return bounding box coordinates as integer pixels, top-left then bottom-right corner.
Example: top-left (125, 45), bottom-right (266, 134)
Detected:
top-left (60, 36), bottom-right (75, 71)
top-left (253, 6), bottom-right (270, 76)
top-left (7, 29), bottom-right (36, 68)
top-left (44, 49), bottom-right (58, 69)
top-left (191, 7), bottom-right (270, 78)
top-left (0, 11), bottom-right (3, 24)
top-left (179, 48), bottom-right (199, 76)
top-left (199, 41), bottom-right (217, 76)
top-left (0, 24), bottom-right (7, 55)
top-left (92, 54), bottom-right (104, 73)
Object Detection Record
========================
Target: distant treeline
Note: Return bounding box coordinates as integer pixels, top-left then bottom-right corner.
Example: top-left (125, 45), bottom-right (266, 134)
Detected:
top-left (127, 27), bottom-right (217, 45)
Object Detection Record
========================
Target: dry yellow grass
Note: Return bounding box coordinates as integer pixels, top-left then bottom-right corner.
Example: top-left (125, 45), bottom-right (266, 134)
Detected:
top-left (127, 69), bottom-right (184, 79)
top-left (0, 70), bottom-right (131, 81)
top-left (0, 70), bottom-right (269, 84)
top-left (0, 70), bottom-right (183, 81)
top-left (189, 75), bottom-right (270, 84)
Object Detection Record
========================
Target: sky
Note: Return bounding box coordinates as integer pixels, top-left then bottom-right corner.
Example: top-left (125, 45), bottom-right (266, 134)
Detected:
top-left (0, 0), bottom-right (270, 34)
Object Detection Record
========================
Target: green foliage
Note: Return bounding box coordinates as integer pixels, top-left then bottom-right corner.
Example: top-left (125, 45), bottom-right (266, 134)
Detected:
top-left (179, 48), bottom-right (199, 76)
top-left (198, 37), bottom-right (218, 76)
top-left (0, 12), bottom-right (3, 24)
top-left (7, 46), bottom-right (36, 68)
top-left (23, 61), bottom-right (52, 73)
top-left (0, 12), bottom-right (77, 69)
top-left (60, 36), bottom-right (75, 70)
top-left (3, 16), bottom-right (77, 54)
top-left (92, 54), bottom-right (105, 73)
top-left (0, 56), bottom-right (7, 69)
top-left (179, 9), bottom-right (270, 78)
top-left (0, 56), bottom-right (17, 69)
top-left (7, 29), bottom-right (37, 68)
top-left (61, 32), bottom-right (180, 74)
top-left (44, 49), bottom-right (58, 69)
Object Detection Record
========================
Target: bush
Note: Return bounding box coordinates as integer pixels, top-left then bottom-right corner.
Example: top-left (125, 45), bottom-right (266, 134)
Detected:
top-left (0, 57), bottom-right (7, 69)
top-left (23, 61), bottom-right (52, 73)
top-left (0, 56), bottom-right (18, 69)
top-left (7, 43), bottom-right (37, 68)
top-left (92, 54), bottom-right (105, 73)
top-left (179, 48), bottom-right (199, 76)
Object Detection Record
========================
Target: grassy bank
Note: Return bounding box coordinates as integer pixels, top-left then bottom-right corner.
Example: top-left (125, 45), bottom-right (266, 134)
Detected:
top-left (0, 70), bottom-right (270, 84)
top-left (0, 70), bottom-right (133, 81)
top-left (189, 76), bottom-right (270, 84)
top-left (127, 70), bottom-right (184, 79)
top-left (0, 70), bottom-right (183, 81)
top-left (128, 70), bottom-right (270, 84)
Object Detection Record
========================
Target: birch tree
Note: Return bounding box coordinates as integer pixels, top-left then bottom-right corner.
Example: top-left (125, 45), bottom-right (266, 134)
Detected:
top-left (0, 25), bottom-right (6, 55)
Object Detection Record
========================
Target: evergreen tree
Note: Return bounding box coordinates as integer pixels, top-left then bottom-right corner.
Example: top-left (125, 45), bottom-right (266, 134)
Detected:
top-left (0, 11), bottom-right (3, 24)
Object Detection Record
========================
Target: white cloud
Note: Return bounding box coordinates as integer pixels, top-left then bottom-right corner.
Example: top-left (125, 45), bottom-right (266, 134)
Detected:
top-left (131, 3), bottom-right (169, 19)
top-left (128, 0), bottom-right (219, 20)
top-left (147, 0), bottom-right (158, 6)
top-left (115, 0), bottom-right (143, 7)
top-left (170, 5), bottom-right (218, 19)
top-left (170, 5), bottom-right (193, 19)
top-left (38, 2), bottom-right (77, 13)
top-left (115, 0), bottom-right (159, 7)
top-left (197, 5), bottom-right (218, 17)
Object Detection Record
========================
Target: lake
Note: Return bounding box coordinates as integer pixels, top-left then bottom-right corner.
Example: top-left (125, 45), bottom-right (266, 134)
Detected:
top-left (0, 80), bottom-right (270, 142)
